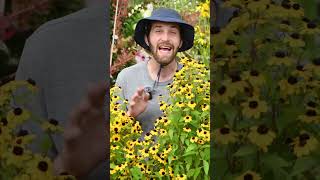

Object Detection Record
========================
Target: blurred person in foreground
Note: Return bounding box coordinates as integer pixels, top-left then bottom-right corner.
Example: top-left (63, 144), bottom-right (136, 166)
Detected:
top-left (15, 0), bottom-right (109, 179)
top-left (115, 8), bottom-right (194, 136)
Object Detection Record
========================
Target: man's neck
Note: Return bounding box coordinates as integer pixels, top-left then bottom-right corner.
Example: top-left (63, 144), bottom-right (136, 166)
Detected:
top-left (147, 58), bottom-right (178, 82)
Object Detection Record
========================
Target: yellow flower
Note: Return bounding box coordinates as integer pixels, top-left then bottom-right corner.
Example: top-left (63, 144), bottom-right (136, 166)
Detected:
top-left (283, 33), bottom-right (305, 48)
top-left (25, 154), bottom-right (53, 180)
top-left (267, 50), bottom-right (294, 67)
top-left (298, 109), bottom-right (320, 123)
top-left (187, 101), bottom-right (196, 109)
top-left (300, 21), bottom-right (320, 35)
top-left (111, 144), bottom-right (119, 150)
top-left (159, 168), bottom-right (166, 176)
top-left (278, 76), bottom-right (302, 96)
top-left (213, 126), bottom-right (237, 145)
top-left (111, 134), bottom-right (120, 142)
top-left (197, 0), bottom-right (209, 18)
top-left (4, 145), bottom-right (32, 168)
top-left (236, 170), bottom-right (262, 180)
top-left (214, 83), bottom-right (237, 104)
top-left (241, 96), bottom-right (268, 119)
top-left (6, 107), bottom-right (31, 128)
top-left (183, 115), bottom-right (192, 123)
top-left (248, 125), bottom-right (276, 152)
top-left (176, 101), bottom-right (185, 108)
top-left (183, 127), bottom-right (191, 133)
top-left (241, 70), bottom-right (266, 87)
top-left (41, 119), bottom-right (63, 133)
top-left (159, 129), bottom-right (167, 136)
top-left (190, 136), bottom-right (198, 143)
top-left (185, 92), bottom-right (195, 100)
top-left (201, 103), bottom-right (209, 111)
top-left (292, 132), bottom-right (319, 157)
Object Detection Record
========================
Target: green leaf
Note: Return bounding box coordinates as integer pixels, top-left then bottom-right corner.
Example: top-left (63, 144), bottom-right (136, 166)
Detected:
top-left (169, 129), bottom-right (174, 140)
top-left (261, 154), bottom-right (291, 170)
top-left (233, 145), bottom-right (257, 157)
top-left (130, 167), bottom-right (142, 180)
top-left (194, 167), bottom-right (201, 179)
top-left (187, 169), bottom-right (195, 177)
top-left (186, 156), bottom-right (193, 171)
top-left (40, 133), bottom-right (53, 153)
top-left (203, 160), bottom-right (209, 175)
top-left (291, 157), bottom-right (317, 176)
top-left (186, 144), bottom-right (197, 153)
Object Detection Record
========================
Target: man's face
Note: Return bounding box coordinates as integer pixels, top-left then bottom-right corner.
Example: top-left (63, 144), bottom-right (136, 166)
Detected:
top-left (145, 21), bottom-right (182, 66)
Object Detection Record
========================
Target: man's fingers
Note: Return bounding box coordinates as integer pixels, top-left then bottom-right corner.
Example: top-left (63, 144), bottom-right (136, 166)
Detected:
top-left (87, 81), bottom-right (107, 108)
top-left (69, 100), bottom-right (91, 126)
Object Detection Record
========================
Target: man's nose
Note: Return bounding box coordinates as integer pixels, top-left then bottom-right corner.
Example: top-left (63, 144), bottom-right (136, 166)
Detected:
top-left (160, 31), bottom-right (170, 41)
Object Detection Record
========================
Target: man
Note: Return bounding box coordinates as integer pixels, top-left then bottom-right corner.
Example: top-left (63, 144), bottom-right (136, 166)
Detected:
top-left (15, 1), bottom-right (108, 179)
top-left (115, 8), bottom-right (194, 134)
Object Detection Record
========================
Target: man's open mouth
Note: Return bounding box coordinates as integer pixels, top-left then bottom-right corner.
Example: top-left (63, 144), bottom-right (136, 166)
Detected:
top-left (158, 45), bottom-right (172, 52)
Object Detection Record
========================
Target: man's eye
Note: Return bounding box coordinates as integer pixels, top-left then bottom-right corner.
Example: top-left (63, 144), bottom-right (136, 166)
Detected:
top-left (170, 31), bottom-right (177, 34)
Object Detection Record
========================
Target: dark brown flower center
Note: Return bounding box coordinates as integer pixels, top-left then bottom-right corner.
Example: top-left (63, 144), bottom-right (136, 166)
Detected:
top-left (14, 108), bottom-right (23, 115)
top-left (292, 3), bottom-right (300, 10)
top-left (1, 118), bottom-right (8, 126)
top-left (312, 58), bottom-right (320, 65)
top-left (218, 86), bottom-right (226, 95)
top-left (281, 1), bottom-right (291, 9)
top-left (226, 39), bottom-right (235, 45)
top-left (230, 74), bottom-right (241, 82)
top-left (249, 101), bottom-right (258, 108)
top-left (27, 78), bottom-right (36, 86)
top-left (275, 51), bottom-right (286, 58)
top-left (299, 133), bottom-right (310, 141)
top-left (307, 22), bottom-right (317, 29)
top-left (306, 109), bottom-right (317, 116)
top-left (307, 101), bottom-right (317, 108)
top-left (281, 20), bottom-right (290, 25)
top-left (287, 76), bottom-right (298, 85)
top-left (220, 127), bottom-right (230, 134)
top-left (49, 119), bottom-right (58, 126)
top-left (257, 125), bottom-right (269, 134)
top-left (38, 161), bottom-right (48, 172)
top-left (250, 70), bottom-right (259, 76)
top-left (302, 17), bottom-right (310, 23)
top-left (13, 146), bottom-right (23, 155)
top-left (244, 173), bottom-right (253, 180)
top-left (296, 65), bottom-right (304, 71)
top-left (290, 33), bottom-right (300, 39)
top-left (17, 129), bottom-right (29, 137)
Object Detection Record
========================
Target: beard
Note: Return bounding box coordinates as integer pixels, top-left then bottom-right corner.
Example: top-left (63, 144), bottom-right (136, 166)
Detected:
top-left (149, 41), bottom-right (179, 66)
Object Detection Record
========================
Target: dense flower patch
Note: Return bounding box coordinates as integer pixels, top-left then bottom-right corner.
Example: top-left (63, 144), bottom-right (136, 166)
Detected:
top-left (110, 57), bottom-right (210, 179)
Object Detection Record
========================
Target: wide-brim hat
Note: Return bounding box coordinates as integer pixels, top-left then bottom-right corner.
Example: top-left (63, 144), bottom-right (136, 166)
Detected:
top-left (134, 8), bottom-right (195, 52)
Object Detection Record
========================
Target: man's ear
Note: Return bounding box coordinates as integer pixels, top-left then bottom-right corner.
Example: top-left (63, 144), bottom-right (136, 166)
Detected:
top-left (144, 35), bottom-right (149, 46)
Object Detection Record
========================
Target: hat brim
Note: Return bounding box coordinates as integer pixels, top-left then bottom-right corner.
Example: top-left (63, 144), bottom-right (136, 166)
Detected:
top-left (134, 17), bottom-right (194, 52)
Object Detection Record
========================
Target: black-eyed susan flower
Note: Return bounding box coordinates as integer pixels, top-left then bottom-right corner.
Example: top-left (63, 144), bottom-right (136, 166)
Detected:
top-left (284, 33), bottom-right (305, 48)
top-left (248, 125), bottom-right (276, 152)
top-left (175, 101), bottom-right (185, 108)
top-left (300, 21), bottom-right (320, 35)
top-left (159, 168), bottom-right (166, 176)
top-left (201, 103), bottom-right (209, 111)
top-left (187, 101), bottom-right (196, 109)
top-left (292, 132), bottom-right (319, 157)
top-left (305, 57), bottom-right (320, 76)
top-left (183, 115), bottom-right (192, 123)
top-left (279, 75), bottom-right (302, 96)
top-left (111, 144), bottom-right (119, 150)
top-left (190, 136), bottom-right (198, 143)
top-left (183, 127), bottom-right (191, 133)
top-left (25, 154), bottom-right (53, 179)
top-left (291, 65), bottom-right (312, 80)
top-left (213, 126), bottom-right (237, 145)
top-left (41, 118), bottom-right (63, 133)
top-left (268, 50), bottom-right (294, 67)
top-left (4, 145), bottom-right (32, 168)
top-left (111, 134), bottom-right (120, 142)
top-left (241, 70), bottom-right (266, 87)
top-left (175, 174), bottom-right (187, 180)
top-left (298, 109), bottom-right (319, 123)
top-left (6, 107), bottom-right (30, 128)
top-left (235, 170), bottom-right (262, 180)
top-left (159, 129), bottom-right (167, 136)
top-left (214, 83), bottom-right (237, 104)
top-left (241, 96), bottom-right (268, 119)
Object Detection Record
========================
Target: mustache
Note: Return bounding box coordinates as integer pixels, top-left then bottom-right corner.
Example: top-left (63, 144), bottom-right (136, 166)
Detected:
top-left (157, 41), bottom-right (174, 48)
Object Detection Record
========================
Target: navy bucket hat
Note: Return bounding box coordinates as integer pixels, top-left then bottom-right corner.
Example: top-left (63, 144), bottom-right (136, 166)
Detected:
top-left (134, 8), bottom-right (195, 52)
